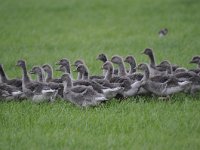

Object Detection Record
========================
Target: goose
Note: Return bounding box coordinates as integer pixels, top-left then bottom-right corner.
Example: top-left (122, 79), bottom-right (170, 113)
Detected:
top-left (102, 61), bottom-right (143, 97)
top-left (42, 64), bottom-right (62, 83)
top-left (29, 66), bottom-right (45, 82)
top-left (97, 53), bottom-right (118, 75)
top-left (142, 48), bottom-right (168, 77)
top-left (75, 64), bottom-right (124, 99)
top-left (111, 55), bottom-right (142, 82)
top-left (56, 58), bottom-right (71, 74)
top-left (72, 60), bottom-right (104, 80)
top-left (0, 83), bottom-right (25, 101)
top-left (124, 55), bottom-right (143, 81)
top-left (61, 73), bottom-right (108, 107)
top-left (138, 63), bottom-right (191, 97)
top-left (190, 56), bottom-right (200, 68)
top-left (56, 65), bottom-right (104, 94)
top-left (158, 28), bottom-right (168, 37)
top-left (111, 55), bottom-right (127, 76)
top-left (124, 55), bottom-right (136, 74)
top-left (16, 60), bottom-right (58, 102)
top-left (187, 75), bottom-right (200, 94)
top-left (189, 56), bottom-right (200, 74)
top-left (0, 64), bottom-right (22, 89)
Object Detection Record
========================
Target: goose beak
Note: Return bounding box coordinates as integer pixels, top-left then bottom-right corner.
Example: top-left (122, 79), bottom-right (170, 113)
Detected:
top-left (55, 62), bottom-right (61, 65)
top-left (73, 70), bottom-right (77, 72)
top-left (29, 71), bottom-right (34, 74)
top-left (141, 51), bottom-right (145, 54)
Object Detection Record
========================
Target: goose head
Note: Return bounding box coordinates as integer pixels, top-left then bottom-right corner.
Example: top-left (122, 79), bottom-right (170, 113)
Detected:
top-left (73, 60), bottom-right (84, 68)
top-left (56, 58), bottom-right (71, 73)
top-left (159, 28), bottom-right (168, 37)
top-left (56, 65), bottom-right (67, 73)
top-left (190, 56), bottom-right (200, 64)
top-left (42, 64), bottom-right (52, 73)
top-left (157, 60), bottom-right (172, 74)
top-left (97, 53), bottom-right (107, 63)
top-left (124, 56), bottom-right (136, 65)
top-left (61, 73), bottom-right (71, 82)
top-left (75, 64), bottom-right (89, 79)
top-left (29, 66), bottom-right (43, 75)
top-left (111, 55), bottom-right (123, 65)
top-left (138, 63), bottom-right (148, 71)
top-left (75, 64), bottom-right (88, 74)
top-left (142, 48), bottom-right (153, 56)
top-left (16, 60), bottom-right (26, 68)
top-left (102, 61), bottom-right (113, 71)
top-left (56, 58), bottom-right (70, 66)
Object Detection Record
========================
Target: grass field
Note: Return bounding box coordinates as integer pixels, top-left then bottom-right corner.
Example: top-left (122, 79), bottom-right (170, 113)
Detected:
top-left (0, 0), bottom-right (200, 149)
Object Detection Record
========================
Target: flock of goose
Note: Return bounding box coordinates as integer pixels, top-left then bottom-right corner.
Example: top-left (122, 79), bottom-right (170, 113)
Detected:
top-left (0, 48), bottom-right (200, 107)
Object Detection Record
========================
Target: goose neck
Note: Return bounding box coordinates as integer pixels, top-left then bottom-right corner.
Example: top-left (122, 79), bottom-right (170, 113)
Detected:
top-left (148, 53), bottom-right (156, 66)
top-left (118, 62), bottom-right (127, 76)
top-left (129, 62), bottom-right (136, 74)
top-left (0, 65), bottom-right (8, 83)
top-left (21, 65), bottom-right (30, 84)
top-left (104, 67), bottom-right (113, 81)
top-left (142, 66), bottom-right (150, 81)
top-left (45, 69), bottom-right (53, 82)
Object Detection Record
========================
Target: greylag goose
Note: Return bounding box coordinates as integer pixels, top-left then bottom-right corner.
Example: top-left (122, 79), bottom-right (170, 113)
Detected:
top-left (29, 66), bottom-right (45, 83)
top-left (61, 73), bottom-right (108, 107)
top-left (97, 53), bottom-right (118, 75)
top-left (56, 58), bottom-right (71, 74)
top-left (159, 28), bottom-right (168, 37)
top-left (0, 64), bottom-right (22, 89)
top-left (16, 60), bottom-right (58, 102)
top-left (102, 61), bottom-right (143, 97)
top-left (124, 55), bottom-right (136, 74)
top-left (72, 60), bottom-right (104, 80)
top-left (111, 55), bottom-right (127, 76)
top-left (111, 55), bottom-right (142, 82)
top-left (75, 64), bottom-right (124, 99)
top-left (189, 56), bottom-right (200, 74)
top-left (42, 64), bottom-right (62, 83)
top-left (56, 65), bottom-right (104, 94)
top-left (0, 83), bottom-right (24, 100)
top-left (138, 63), bottom-right (191, 97)
top-left (124, 55), bottom-right (143, 81)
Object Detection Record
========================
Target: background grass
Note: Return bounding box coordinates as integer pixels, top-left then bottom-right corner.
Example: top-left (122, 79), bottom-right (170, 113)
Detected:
top-left (0, 0), bottom-right (200, 149)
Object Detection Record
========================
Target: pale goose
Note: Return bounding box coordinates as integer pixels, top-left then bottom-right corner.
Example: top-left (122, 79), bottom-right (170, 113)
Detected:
top-left (159, 28), bottom-right (168, 37)
top-left (111, 55), bottom-right (142, 82)
top-left (56, 58), bottom-right (71, 74)
top-left (189, 56), bottom-right (200, 74)
top-left (16, 60), bottom-right (58, 102)
top-left (29, 66), bottom-right (45, 83)
top-left (124, 55), bottom-right (136, 74)
top-left (102, 61), bottom-right (142, 97)
top-left (138, 63), bottom-right (191, 97)
top-left (0, 83), bottom-right (24, 101)
top-left (42, 64), bottom-right (62, 83)
top-left (72, 60), bottom-right (104, 80)
top-left (142, 48), bottom-right (168, 77)
top-left (97, 53), bottom-right (118, 75)
top-left (0, 64), bottom-right (22, 89)
top-left (75, 64), bottom-right (124, 99)
top-left (124, 55), bottom-right (143, 81)
top-left (61, 73), bottom-right (108, 107)
top-left (56, 65), bottom-right (104, 94)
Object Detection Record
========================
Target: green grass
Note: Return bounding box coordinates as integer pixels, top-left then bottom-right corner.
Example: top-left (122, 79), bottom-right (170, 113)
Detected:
top-left (0, 0), bottom-right (200, 149)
